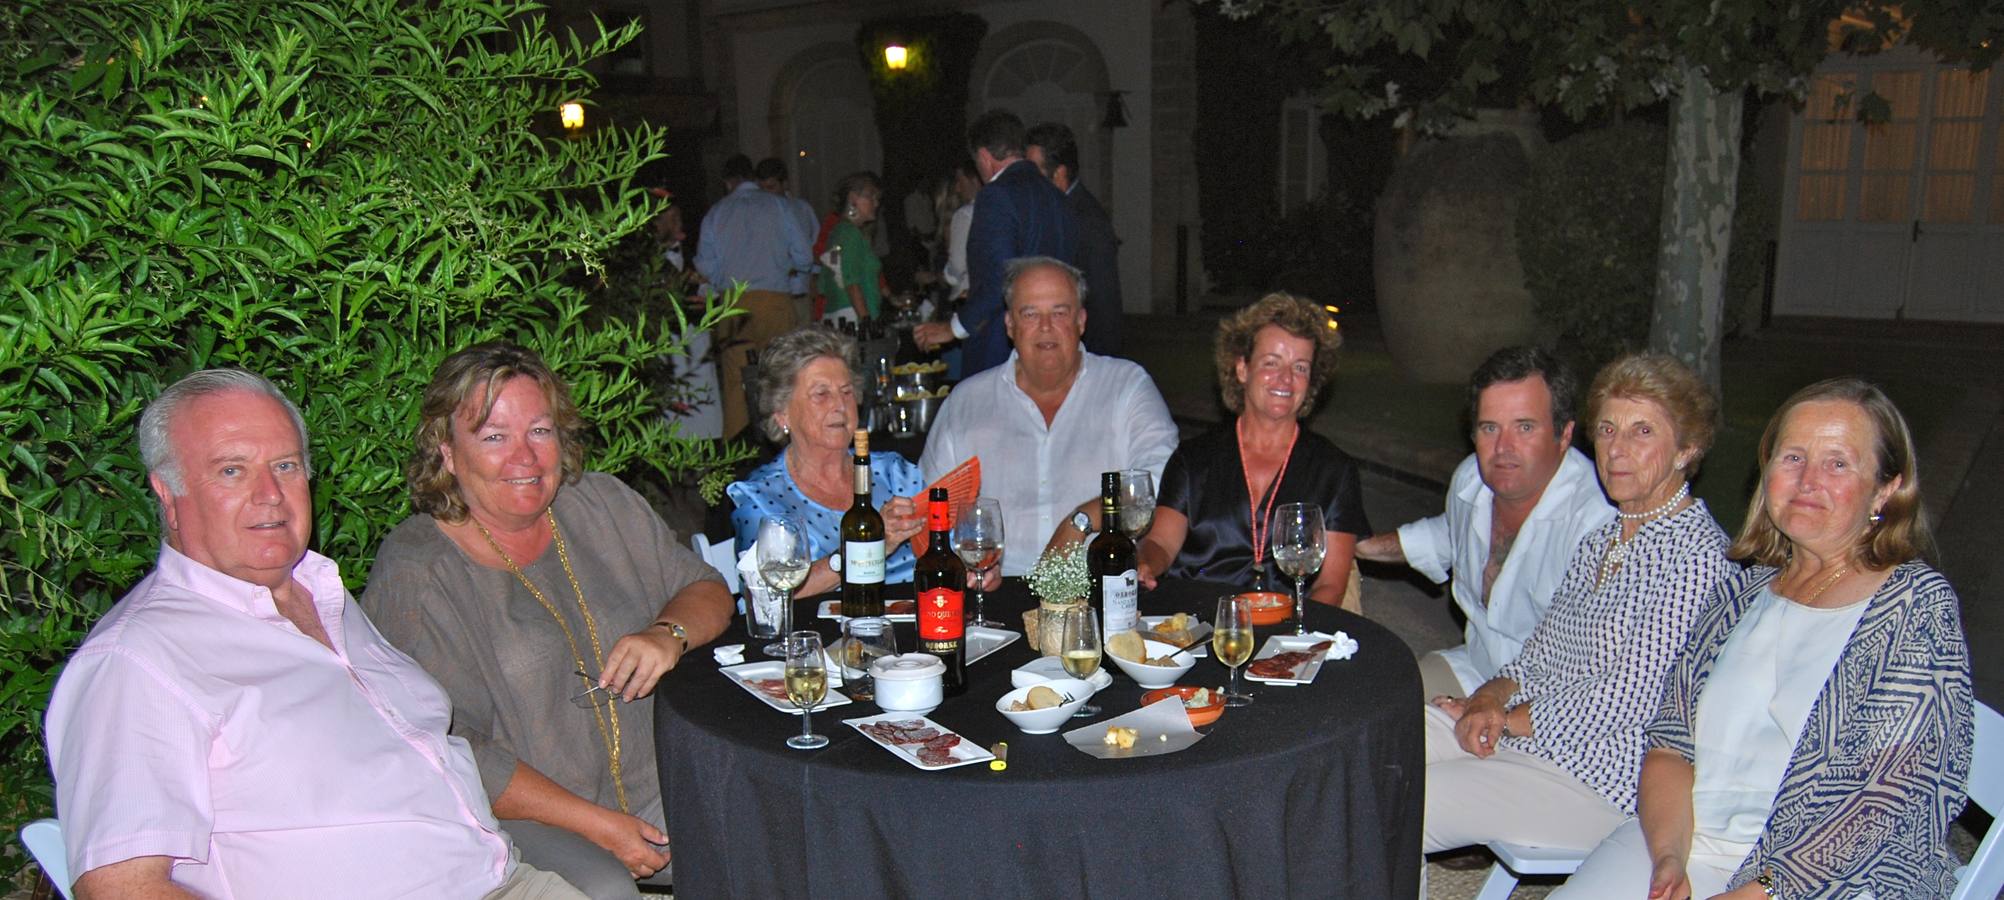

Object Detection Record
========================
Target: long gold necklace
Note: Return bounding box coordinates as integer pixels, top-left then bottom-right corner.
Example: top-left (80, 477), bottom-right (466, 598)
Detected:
top-left (476, 509), bottom-right (630, 814)
top-left (1796, 562), bottom-right (1851, 606)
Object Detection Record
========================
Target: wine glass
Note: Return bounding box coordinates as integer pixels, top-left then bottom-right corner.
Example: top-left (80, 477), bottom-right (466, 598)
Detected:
top-left (1057, 606), bottom-right (1103, 718)
top-left (757, 516), bottom-right (809, 657)
top-left (782, 631), bottom-right (830, 750)
top-left (1271, 502), bottom-right (1326, 636)
top-left (1118, 469), bottom-right (1155, 540)
top-left (1214, 594), bottom-right (1256, 707)
top-left (840, 616), bottom-right (896, 702)
top-left (953, 497), bottom-right (1006, 628)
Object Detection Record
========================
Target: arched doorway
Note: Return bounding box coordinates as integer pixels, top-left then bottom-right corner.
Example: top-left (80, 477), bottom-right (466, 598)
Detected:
top-left (769, 45), bottom-right (882, 220)
top-left (972, 24), bottom-right (1112, 200)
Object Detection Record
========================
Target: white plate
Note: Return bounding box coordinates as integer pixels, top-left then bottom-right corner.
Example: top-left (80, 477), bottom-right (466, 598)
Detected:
top-left (844, 713), bottom-right (995, 770)
top-left (817, 599), bottom-right (917, 622)
top-left (1010, 656), bottom-right (1114, 692)
top-left (719, 660), bottom-right (855, 714)
top-left (1242, 634), bottom-right (1334, 685)
top-left (1137, 615), bottom-right (1212, 657)
top-left (965, 625), bottom-right (1019, 665)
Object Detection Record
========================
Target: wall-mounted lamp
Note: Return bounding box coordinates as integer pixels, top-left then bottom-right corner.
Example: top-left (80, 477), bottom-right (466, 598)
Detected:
top-left (559, 101), bottom-right (585, 135)
top-left (1102, 90), bottom-right (1130, 129)
top-left (884, 44), bottom-right (909, 70)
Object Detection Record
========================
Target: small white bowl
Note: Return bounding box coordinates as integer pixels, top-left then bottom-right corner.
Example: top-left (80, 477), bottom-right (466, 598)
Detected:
top-left (1108, 639), bottom-right (1196, 689)
top-left (995, 678), bottom-right (1095, 734)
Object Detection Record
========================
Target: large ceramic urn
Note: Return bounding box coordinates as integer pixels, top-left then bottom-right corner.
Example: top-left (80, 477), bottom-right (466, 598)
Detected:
top-left (1375, 109), bottom-right (1546, 384)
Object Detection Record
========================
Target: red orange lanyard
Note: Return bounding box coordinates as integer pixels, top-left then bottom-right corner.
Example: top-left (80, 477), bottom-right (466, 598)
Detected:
top-left (1238, 418), bottom-right (1299, 570)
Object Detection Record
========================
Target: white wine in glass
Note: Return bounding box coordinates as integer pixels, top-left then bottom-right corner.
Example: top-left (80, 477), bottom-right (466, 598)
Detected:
top-left (1271, 502), bottom-right (1326, 636)
top-left (1058, 606), bottom-right (1102, 717)
top-left (757, 516), bottom-right (809, 657)
top-left (1214, 594), bottom-right (1255, 707)
top-left (783, 631), bottom-right (830, 750)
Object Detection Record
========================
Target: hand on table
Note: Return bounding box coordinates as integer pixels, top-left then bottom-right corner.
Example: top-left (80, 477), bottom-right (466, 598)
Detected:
top-left (587, 807), bottom-right (671, 878)
top-left (1137, 559), bottom-right (1160, 590)
top-left (600, 627), bottom-right (687, 702)
top-left (1450, 694), bottom-right (1508, 758)
top-left (912, 321), bottom-right (954, 352)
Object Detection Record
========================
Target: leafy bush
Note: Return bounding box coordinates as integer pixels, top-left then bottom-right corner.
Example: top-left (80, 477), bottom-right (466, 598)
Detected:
top-left (0, 0), bottom-right (743, 852)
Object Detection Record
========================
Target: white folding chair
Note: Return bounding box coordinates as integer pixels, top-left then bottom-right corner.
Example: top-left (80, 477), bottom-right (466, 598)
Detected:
top-left (1473, 840), bottom-right (1587, 900)
top-left (691, 532), bottom-right (741, 596)
top-left (19, 817), bottom-right (73, 899)
top-left (1950, 699), bottom-right (2004, 900)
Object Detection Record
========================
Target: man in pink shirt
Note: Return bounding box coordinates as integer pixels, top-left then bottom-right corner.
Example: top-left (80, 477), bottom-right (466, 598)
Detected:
top-left (44, 369), bottom-right (584, 899)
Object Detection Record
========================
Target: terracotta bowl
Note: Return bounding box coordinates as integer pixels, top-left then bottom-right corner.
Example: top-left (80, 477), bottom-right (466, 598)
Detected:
top-left (1142, 685), bottom-right (1225, 727)
top-left (1241, 591), bottom-right (1292, 627)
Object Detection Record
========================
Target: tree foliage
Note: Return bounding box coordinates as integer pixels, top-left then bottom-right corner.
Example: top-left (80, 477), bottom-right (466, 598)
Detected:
top-left (1210, 0), bottom-right (1999, 131)
top-left (0, 0), bottom-right (744, 847)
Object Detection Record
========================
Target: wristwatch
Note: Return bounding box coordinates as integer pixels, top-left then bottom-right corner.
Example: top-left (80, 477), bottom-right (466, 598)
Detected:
top-left (1070, 510), bottom-right (1092, 535)
top-left (653, 620), bottom-right (689, 652)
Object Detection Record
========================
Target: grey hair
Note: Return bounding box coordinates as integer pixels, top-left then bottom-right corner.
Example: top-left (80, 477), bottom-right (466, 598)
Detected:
top-left (139, 369), bottom-right (311, 495)
top-left (754, 327), bottom-right (861, 443)
top-left (1002, 256), bottom-right (1088, 308)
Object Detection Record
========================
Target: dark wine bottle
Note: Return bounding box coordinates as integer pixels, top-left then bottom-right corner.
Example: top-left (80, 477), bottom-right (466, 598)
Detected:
top-left (1087, 471), bottom-right (1138, 642)
top-left (839, 430), bottom-right (886, 618)
top-left (913, 488), bottom-right (967, 695)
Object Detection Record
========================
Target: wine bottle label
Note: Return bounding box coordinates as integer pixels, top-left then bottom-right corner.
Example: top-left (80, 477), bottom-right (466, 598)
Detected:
top-left (843, 540), bottom-right (886, 584)
top-left (917, 586), bottom-right (964, 640)
top-left (1101, 569), bottom-right (1139, 635)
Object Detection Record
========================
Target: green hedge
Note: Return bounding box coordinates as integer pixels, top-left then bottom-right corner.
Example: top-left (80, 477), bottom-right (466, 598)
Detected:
top-left (0, 0), bottom-right (742, 852)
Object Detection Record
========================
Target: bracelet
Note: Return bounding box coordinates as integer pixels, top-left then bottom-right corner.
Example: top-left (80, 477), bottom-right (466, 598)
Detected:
top-left (1755, 870), bottom-right (1777, 897)
top-left (652, 620), bottom-right (689, 651)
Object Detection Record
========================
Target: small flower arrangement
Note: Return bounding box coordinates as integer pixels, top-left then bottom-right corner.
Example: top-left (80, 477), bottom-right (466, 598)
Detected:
top-left (1026, 541), bottom-right (1089, 604)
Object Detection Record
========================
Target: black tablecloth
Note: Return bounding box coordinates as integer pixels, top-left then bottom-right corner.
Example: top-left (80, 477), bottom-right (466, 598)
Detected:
top-left (655, 579), bottom-right (1423, 899)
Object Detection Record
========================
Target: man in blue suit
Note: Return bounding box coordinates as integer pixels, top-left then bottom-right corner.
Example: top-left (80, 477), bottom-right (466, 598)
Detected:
top-left (1027, 121), bottom-right (1123, 358)
top-left (914, 110), bottom-right (1077, 377)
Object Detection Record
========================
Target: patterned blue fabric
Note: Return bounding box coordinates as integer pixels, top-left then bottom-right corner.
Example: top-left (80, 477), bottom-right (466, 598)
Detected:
top-left (726, 450), bottom-right (926, 585)
top-left (1497, 501), bottom-right (1731, 812)
top-left (1646, 560), bottom-right (1972, 898)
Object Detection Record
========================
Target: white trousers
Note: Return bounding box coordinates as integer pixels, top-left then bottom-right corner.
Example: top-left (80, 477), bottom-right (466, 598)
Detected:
top-left (1421, 705), bottom-right (1625, 855)
top-left (1549, 817), bottom-right (1736, 899)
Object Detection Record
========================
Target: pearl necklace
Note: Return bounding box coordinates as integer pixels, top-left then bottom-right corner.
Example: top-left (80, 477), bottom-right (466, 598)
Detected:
top-left (1616, 480), bottom-right (1690, 520)
top-left (1598, 482), bottom-right (1691, 587)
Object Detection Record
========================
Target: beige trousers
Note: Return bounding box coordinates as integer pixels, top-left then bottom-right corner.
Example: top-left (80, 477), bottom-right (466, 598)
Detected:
top-left (718, 289), bottom-right (800, 439)
top-left (1421, 705), bottom-right (1625, 855)
top-left (485, 861), bottom-right (591, 900)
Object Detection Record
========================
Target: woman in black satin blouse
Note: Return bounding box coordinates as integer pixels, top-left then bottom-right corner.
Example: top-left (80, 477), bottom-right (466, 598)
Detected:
top-left (1137, 293), bottom-right (1371, 611)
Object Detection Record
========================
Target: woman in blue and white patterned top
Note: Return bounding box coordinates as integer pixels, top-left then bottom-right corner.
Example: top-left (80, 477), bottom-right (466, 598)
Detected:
top-left (1423, 354), bottom-right (1733, 859)
top-left (1556, 378), bottom-right (1971, 900)
top-left (727, 328), bottom-right (925, 596)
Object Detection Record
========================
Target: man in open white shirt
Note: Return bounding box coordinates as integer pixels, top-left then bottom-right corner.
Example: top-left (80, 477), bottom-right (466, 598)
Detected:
top-left (1355, 347), bottom-right (1613, 698)
top-left (44, 369), bottom-right (581, 900)
top-left (920, 258), bottom-right (1177, 576)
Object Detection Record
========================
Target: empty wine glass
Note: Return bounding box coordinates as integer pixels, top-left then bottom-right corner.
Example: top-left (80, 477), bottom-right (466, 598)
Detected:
top-left (1214, 594), bottom-right (1256, 707)
top-left (1271, 502), bottom-right (1326, 636)
top-left (954, 497), bottom-right (1005, 628)
top-left (1057, 606), bottom-right (1103, 718)
top-left (757, 516), bottom-right (809, 657)
top-left (1117, 469), bottom-right (1155, 540)
top-left (782, 631), bottom-right (829, 750)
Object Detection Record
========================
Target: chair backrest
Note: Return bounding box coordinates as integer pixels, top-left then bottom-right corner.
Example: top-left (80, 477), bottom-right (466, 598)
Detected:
top-left (1950, 699), bottom-right (2004, 900)
top-left (19, 818), bottom-right (73, 899)
top-left (692, 532), bottom-right (742, 596)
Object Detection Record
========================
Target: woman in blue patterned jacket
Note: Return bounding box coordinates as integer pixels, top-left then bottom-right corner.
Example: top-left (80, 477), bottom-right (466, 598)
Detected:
top-left (1424, 354), bottom-right (1732, 859)
top-left (1554, 378), bottom-right (1972, 899)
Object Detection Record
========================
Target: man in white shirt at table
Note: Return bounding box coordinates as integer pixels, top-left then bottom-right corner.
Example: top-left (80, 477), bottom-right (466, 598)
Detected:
top-left (1354, 346), bottom-right (1614, 699)
top-left (921, 257), bottom-right (1178, 575)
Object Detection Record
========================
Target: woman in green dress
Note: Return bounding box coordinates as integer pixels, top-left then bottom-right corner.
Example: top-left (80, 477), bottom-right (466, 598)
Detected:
top-left (819, 171), bottom-right (885, 324)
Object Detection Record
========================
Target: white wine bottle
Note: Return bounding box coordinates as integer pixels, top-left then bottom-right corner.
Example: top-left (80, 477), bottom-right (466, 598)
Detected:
top-left (1087, 471), bottom-right (1138, 641)
top-left (839, 430), bottom-right (886, 618)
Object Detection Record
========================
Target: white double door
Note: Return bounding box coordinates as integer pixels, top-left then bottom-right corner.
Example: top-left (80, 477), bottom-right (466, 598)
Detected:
top-left (1776, 49), bottom-right (2004, 322)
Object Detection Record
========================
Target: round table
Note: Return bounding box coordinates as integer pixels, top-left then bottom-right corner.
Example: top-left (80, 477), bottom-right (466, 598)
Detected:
top-left (654, 578), bottom-right (1423, 899)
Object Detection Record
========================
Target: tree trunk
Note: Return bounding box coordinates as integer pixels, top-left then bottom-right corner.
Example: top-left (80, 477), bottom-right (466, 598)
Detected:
top-left (1649, 63), bottom-right (1744, 391)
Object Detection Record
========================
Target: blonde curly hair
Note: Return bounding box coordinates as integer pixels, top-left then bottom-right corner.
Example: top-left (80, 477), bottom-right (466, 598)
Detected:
top-left (1213, 292), bottom-right (1342, 417)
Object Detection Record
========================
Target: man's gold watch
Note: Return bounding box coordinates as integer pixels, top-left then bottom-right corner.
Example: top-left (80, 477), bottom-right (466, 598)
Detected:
top-left (653, 620), bottom-right (689, 651)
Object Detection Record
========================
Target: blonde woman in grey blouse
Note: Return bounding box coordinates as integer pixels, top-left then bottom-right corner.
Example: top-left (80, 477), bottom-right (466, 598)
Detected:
top-left (1422, 354), bottom-right (1733, 858)
top-left (364, 342), bottom-right (735, 899)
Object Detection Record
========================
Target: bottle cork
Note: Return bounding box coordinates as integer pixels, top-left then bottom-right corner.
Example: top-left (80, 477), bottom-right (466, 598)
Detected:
top-left (853, 430), bottom-right (870, 455)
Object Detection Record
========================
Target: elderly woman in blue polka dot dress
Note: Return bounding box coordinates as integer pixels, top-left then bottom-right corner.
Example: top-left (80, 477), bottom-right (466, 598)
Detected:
top-left (1421, 353), bottom-right (1734, 862)
top-left (727, 328), bottom-right (925, 596)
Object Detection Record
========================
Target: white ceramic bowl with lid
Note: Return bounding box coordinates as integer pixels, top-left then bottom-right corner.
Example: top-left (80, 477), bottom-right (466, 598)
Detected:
top-left (870, 653), bottom-right (945, 714)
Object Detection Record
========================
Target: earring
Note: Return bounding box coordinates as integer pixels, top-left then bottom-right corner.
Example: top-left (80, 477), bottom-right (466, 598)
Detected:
top-left (1869, 511), bottom-right (1883, 525)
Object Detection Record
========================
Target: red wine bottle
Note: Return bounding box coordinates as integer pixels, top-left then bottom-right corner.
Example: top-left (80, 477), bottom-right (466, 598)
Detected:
top-left (914, 488), bottom-right (967, 695)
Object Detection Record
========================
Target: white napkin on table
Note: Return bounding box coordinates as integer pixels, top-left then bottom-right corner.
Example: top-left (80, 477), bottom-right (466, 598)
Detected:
top-left (712, 644), bottom-right (745, 666)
